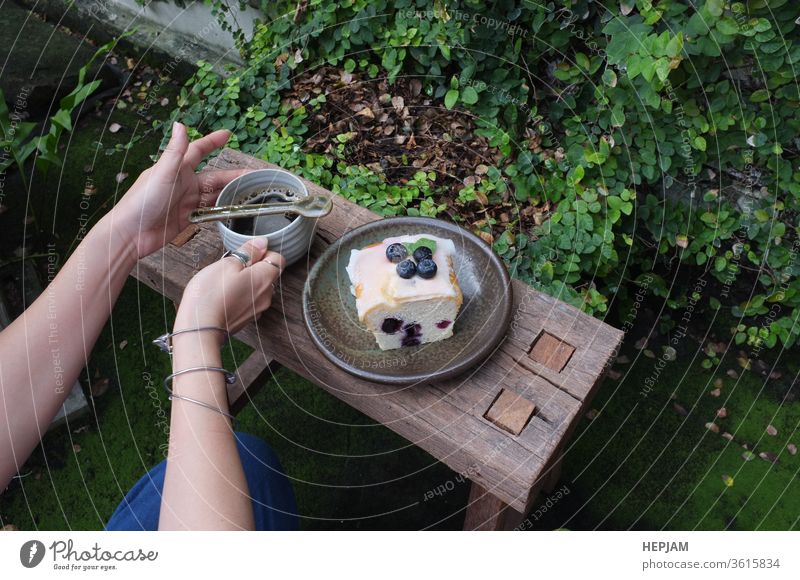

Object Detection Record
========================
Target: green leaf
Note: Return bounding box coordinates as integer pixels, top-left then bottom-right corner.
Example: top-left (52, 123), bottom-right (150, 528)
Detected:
top-left (716, 17), bottom-right (740, 36)
top-left (694, 136), bottom-right (707, 151)
top-left (444, 89), bottom-right (459, 109)
top-left (461, 86), bottom-right (478, 105)
top-left (706, 0), bottom-right (724, 18)
top-left (750, 89), bottom-right (770, 102)
top-left (404, 237), bottom-right (437, 255)
top-left (610, 104), bottom-right (625, 128)
top-left (666, 33), bottom-right (684, 58)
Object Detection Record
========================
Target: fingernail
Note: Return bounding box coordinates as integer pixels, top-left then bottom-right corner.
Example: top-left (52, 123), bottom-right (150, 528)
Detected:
top-left (172, 121), bottom-right (183, 135)
top-left (252, 237), bottom-right (267, 250)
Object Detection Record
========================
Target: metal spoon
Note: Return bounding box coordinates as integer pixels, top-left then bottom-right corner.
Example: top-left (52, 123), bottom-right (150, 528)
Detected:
top-left (188, 193), bottom-right (333, 224)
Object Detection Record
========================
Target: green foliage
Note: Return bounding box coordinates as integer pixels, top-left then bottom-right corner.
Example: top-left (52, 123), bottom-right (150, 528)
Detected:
top-left (0, 36), bottom-right (126, 191)
top-left (170, 0), bottom-right (800, 351)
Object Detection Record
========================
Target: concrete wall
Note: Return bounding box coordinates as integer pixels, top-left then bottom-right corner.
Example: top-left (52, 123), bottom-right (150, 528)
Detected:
top-left (19, 0), bottom-right (264, 70)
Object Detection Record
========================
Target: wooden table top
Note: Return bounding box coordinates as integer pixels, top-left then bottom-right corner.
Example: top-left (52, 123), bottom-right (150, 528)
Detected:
top-left (133, 148), bottom-right (623, 513)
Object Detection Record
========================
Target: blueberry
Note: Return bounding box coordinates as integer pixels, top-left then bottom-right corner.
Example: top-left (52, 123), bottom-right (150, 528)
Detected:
top-left (403, 323), bottom-right (421, 337)
top-left (381, 318), bottom-right (403, 334)
top-left (412, 246), bottom-right (433, 262)
top-left (385, 243), bottom-right (408, 263)
top-left (396, 259), bottom-right (417, 279)
top-left (416, 258), bottom-right (437, 279)
top-left (402, 336), bottom-right (421, 347)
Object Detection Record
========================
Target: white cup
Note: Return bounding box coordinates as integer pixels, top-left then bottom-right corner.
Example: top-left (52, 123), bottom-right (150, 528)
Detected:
top-left (215, 169), bottom-right (316, 266)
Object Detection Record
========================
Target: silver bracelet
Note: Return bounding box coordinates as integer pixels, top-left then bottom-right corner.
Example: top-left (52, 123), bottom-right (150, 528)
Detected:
top-left (168, 393), bottom-right (235, 422)
top-left (153, 326), bottom-right (228, 354)
top-left (163, 366), bottom-right (237, 421)
top-left (163, 366), bottom-right (237, 391)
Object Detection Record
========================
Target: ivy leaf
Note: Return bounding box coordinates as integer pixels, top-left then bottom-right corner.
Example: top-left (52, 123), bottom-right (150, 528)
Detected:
top-left (610, 104), bottom-right (625, 127)
top-left (404, 237), bottom-right (437, 255)
top-left (706, 0), bottom-right (724, 18)
top-left (444, 89), bottom-right (459, 109)
top-left (461, 86), bottom-right (479, 105)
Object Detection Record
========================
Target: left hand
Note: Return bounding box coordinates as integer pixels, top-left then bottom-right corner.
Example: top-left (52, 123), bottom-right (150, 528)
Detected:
top-left (111, 122), bottom-right (248, 258)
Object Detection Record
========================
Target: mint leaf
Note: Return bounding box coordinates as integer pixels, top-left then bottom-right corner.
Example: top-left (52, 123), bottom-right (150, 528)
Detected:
top-left (403, 237), bottom-right (437, 256)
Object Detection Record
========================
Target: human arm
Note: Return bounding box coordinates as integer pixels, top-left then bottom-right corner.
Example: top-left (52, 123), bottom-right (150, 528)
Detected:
top-left (0, 123), bottom-right (245, 490)
top-left (158, 239), bottom-right (285, 531)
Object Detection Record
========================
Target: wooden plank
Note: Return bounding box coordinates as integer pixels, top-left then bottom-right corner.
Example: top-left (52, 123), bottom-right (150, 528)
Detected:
top-left (131, 148), bottom-right (624, 513)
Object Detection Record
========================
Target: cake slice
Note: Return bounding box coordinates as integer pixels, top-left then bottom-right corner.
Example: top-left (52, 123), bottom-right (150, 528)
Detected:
top-left (346, 234), bottom-right (463, 350)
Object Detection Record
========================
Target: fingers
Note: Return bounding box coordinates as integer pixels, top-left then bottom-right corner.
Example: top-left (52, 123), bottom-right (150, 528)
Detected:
top-left (247, 251), bottom-right (284, 294)
top-left (224, 238), bottom-right (268, 269)
top-left (197, 169), bottom-right (252, 206)
top-left (185, 129), bottom-right (232, 168)
top-left (157, 122), bottom-right (190, 174)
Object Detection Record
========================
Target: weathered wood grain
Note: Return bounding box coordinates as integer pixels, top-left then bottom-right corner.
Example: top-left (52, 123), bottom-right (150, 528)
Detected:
top-left (132, 148), bottom-right (624, 516)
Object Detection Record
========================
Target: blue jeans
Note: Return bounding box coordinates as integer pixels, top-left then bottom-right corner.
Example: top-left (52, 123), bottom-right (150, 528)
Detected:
top-left (106, 432), bottom-right (298, 530)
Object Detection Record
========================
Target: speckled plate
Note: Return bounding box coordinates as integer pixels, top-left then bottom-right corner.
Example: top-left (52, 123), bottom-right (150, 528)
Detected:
top-left (302, 217), bottom-right (512, 385)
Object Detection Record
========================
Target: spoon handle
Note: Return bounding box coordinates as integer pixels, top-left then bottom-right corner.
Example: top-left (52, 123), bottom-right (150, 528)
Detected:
top-left (189, 201), bottom-right (301, 224)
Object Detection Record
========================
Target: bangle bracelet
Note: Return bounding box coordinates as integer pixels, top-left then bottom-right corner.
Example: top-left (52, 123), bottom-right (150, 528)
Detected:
top-left (168, 393), bottom-right (235, 422)
top-left (163, 366), bottom-right (237, 392)
top-left (153, 326), bottom-right (227, 354)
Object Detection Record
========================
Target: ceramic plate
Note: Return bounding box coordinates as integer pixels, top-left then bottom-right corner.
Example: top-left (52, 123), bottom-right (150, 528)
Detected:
top-left (302, 217), bottom-right (512, 385)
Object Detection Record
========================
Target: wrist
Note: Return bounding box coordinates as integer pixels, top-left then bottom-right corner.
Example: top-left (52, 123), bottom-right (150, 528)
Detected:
top-left (91, 213), bottom-right (139, 268)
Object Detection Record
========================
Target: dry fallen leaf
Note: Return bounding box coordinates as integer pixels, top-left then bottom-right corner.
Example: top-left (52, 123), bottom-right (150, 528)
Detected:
top-left (73, 444), bottom-right (81, 453)
top-left (705, 422), bottom-right (720, 433)
top-left (759, 451), bottom-right (779, 464)
top-left (673, 402), bottom-right (688, 416)
top-left (717, 407), bottom-right (727, 418)
top-left (710, 388), bottom-right (721, 397)
top-left (119, 340), bottom-right (128, 350)
top-left (726, 369), bottom-right (739, 379)
top-left (722, 432), bottom-right (734, 441)
top-left (160, 97), bottom-right (169, 107)
top-left (714, 378), bottom-right (723, 388)
top-left (115, 172), bottom-right (128, 183)
top-left (788, 444), bottom-right (797, 456)
top-left (391, 95), bottom-right (405, 112)
top-left (109, 123), bottom-right (122, 133)
top-left (766, 424), bottom-right (778, 436)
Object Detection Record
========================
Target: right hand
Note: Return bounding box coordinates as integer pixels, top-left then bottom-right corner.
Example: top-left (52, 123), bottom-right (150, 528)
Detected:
top-left (175, 238), bottom-right (286, 333)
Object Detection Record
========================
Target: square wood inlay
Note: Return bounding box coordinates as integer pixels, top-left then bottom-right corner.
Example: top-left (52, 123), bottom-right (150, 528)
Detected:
top-left (484, 389), bottom-right (536, 435)
top-left (528, 331), bottom-right (575, 372)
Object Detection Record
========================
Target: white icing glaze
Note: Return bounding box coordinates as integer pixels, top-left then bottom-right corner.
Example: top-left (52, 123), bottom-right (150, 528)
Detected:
top-left (345, 234), bottom-right (460, 321)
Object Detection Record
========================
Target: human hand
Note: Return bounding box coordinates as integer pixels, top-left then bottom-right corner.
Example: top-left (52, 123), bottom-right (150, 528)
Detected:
top-left (175, 238), bottom-right (286, 334)
top-left (111, 122), bottom-right (248, 258)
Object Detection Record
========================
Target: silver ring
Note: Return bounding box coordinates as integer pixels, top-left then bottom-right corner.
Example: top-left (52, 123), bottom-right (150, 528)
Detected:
top-left (223, 249), bottom-right (250, 267)
top-left (264, 258), bottom-right (281, 272)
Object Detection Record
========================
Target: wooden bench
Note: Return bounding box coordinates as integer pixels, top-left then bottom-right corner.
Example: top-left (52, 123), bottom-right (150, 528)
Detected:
top-left (132, 148), bottom-right (623, 530)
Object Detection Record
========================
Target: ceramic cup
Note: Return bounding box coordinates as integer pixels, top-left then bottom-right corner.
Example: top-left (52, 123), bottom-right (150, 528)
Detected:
top-left (215, 169), bottom-right (316, 266)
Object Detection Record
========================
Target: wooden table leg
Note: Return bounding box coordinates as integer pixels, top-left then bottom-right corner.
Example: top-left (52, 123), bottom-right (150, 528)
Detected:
top-left (228, 349), bottom-right (282, 416)
top-left (463, 482), bottom-right (526, 531)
